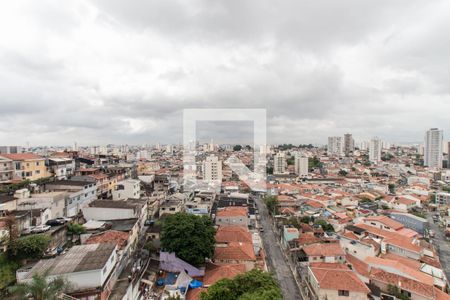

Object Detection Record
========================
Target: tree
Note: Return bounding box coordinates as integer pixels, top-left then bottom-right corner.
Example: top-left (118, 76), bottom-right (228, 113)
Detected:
top-left (200, 269), bottom-right (282, 300)
top-left (160, 213), bottom-right (215, 266)
top-left (338, 170), bottom-right (348, 177)
top-left (263, 196), bottom-right (279, 215)
top-left (314, 220), bottom-right (334, 232)
top-left (387, 284), bottom-right (410, 300)
top-left (9, 272), bottom-right (72, 300)
top-left (388, 183), bottom-right (396, 194)
top-left (309, 156), bottom-right (321, 169)
top-left (7, 235), bottom-right (50, 261)
top-left (300, 216), bottom-right (313, 224)
top-left (233, 145), bottom-right (242, 151)
top-left (67, 223), bottom-right (86, 236)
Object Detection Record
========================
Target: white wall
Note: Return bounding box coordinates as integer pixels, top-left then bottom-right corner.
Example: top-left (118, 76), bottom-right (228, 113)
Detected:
top-left (82, 207), bottom-right (135, 221)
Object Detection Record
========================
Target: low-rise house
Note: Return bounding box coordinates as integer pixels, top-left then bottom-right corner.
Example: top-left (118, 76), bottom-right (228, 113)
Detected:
top-left (82, 199), bottom-right (147, 223)
top-left (112, 179), bottom-right (141, 200)
top-left (282, 226), bottom-right (300, 248)
top-left (352, 223), bottom-right (423, 260)
top-left (213, 241), bottom-right (256, 271)
top-left (203, 263), bottom-right (246, 287)
top-left (369, 269), bottom-right (446, 300)
top-left (362, 215), bottom-right (404, 232)
top-left (389, 212), bottom-right (428, 235)
top-left (215, 207), bottom-right (248, 227)
top-left (16, 191), bottom-right (67, 219)
top-left (306, 262), bottom-right (370, 300)
top-left (46, 180), bottom-right (97, 217)
top-left (339, 231), bottom-right (380, 261)
top-left (17, 243), bottom-right (118, 300)
top-left (159, 193), bottom-right (185, 216)
top-left (300, 243), bottom-right (345, 263)
top-left (46, 157), bottom-right (75, 180)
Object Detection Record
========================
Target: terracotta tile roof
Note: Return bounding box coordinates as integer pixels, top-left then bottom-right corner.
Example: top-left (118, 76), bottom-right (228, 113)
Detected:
top-left (380, 253), bottom-right (421, 270)
top-left (203, 263), bottom-right (246, 286)
top-left (370, 268), bottom-right (434, 298)
top-left (434, 287), bottom-right (450, 300)
top-left (0, 153), bottom-right (43, 160)
top-left (303, 243), bottom-right (345, 257)
top-left (214, 242), bottom-right (256, 261)
top-left (363, 215), bottom-right (404, 230)
top-left (216, 207), bottom-right (248, 217)
top-left (353, 223), bottom-right (421, 253)
top-left (310, 263), bottom-right (370, 293)
top-left (85, 230), bottom-right (129, 249)
top-left (342, 231), bottom-right (359, 240)
top-left (298, 233), bottom-right (322, 246)
top-left (305, 200), bottom-right (325, 208)
top-left (346, 254), bottom-right (370, 278)
top-left (365, 257), bottom-right (433, 285)
top-left (215, 226), bottom-right (252, 244)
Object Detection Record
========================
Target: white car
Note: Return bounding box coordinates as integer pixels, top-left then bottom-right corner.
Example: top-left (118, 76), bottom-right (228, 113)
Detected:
top-left (31, 225), bottom-right (51, 233)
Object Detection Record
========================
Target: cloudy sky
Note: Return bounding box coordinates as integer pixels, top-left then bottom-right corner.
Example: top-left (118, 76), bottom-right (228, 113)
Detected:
top-left (0, 0), bottom-right (449, 146)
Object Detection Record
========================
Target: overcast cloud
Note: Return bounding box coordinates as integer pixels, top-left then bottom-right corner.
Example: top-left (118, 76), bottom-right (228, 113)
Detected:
top-left (0, 0), bottom-right (449, 146)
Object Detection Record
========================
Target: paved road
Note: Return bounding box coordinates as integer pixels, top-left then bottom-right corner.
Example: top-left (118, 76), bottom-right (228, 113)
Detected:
top-left (254, 195), bottom-right (303, 300)
top-left (427, 214), bottom-right (450, 279)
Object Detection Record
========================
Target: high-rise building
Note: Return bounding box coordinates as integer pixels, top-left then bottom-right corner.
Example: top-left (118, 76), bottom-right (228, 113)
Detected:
top-left (294, 153), bottom-right (309, 177)
top-left (369, 137), bottom-right (382, 164)
top-left (424, 128), bottom-right (443, 169)
top-left (343, 133), bottom-right (354, 157)
top-left (273, 152), bottom-right (286, 174)
top-left (203, 155), bottom-right (222, 182)
top-left (328, 137), bottom-right (343, 156)
top-left (0, 146), bottom-right (22, 154)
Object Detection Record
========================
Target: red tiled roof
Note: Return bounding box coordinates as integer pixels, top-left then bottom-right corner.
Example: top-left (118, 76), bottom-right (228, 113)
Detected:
top-left (297, 233), bottom-right (321, 246)
top-left (303, 243), bottom-right (345, 257)
top-left (346, 254), bottom-right (370, 278)
top-left (363, 215), bottom-right (404, 230)
top-left (214, 242), bottom-right (256, 261)
top-left (215, 226), bottom-right (252, 244)
top-left (370, 268), bottom-right (434, 298)
top-left (354, 223), bottom-right (421, 253)
top-left (203, 263), bottom-right (246, 286)
top-left (1, 153), bottom-right (43, 160)
top-left (310, 263), bottom-right (370, 293)
top-left (85, 230), bottom-right (129, 249)
top-left (216, 207), bottom-right (248, 217)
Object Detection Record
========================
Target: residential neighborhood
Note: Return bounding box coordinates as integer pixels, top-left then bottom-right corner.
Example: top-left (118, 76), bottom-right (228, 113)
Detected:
top-left (0, 131), bottom-right (449, 300)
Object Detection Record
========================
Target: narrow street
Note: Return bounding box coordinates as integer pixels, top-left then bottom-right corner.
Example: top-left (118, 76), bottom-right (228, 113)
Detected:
top-left (254, 195), bottom-right (303, 300)
top-left (427, 214), bottom-right (450, 280)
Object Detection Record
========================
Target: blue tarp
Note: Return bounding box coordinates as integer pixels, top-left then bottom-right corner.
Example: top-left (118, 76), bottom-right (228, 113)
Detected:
top-left (189, 279), bottom-right (203, 289)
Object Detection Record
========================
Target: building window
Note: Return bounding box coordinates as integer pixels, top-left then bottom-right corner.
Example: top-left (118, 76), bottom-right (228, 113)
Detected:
top-left (102, 266), bottom-right (107, 274)
top-left (338, 290), bottom-right (349, 296)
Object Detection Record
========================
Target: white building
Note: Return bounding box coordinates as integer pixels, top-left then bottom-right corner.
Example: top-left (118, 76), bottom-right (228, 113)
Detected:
top-left (17, 243), bottom-right (118, 297)
top-left (369, 137), bottom-right (382, 164)
top-left (273, 152), bottom-right (286, 174)
top-left (112, 179), bottom-right (141, 200)
top-left (203, 155), bottom-right (222, 182)
top-left (424, 128), bottom-right (443, 169)
top-left (328, 136), bottom-right (343, 156)
top-left (294, 153), bottom-right (308, 177)
top-left (46, 157), bottom-right (75, 180)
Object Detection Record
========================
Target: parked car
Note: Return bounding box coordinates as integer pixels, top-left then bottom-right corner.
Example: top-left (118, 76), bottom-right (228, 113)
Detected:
top-left (46, 219), bottom-right (65, 226)
top-left (31, 225), bottom-right (51, 233)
